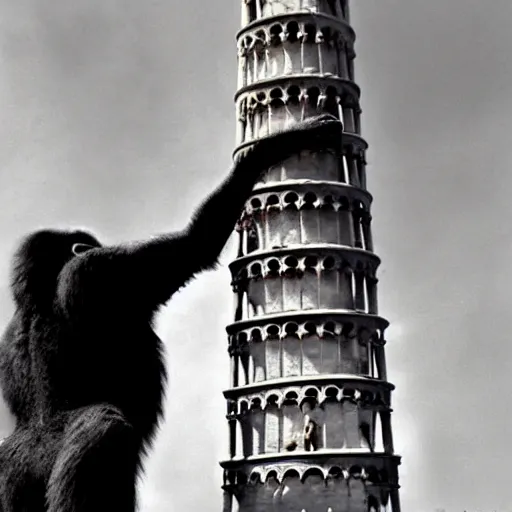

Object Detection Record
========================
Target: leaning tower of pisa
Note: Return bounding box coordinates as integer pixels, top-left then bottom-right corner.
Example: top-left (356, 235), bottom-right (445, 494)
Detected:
top-left (220, 1), bottom-right (401, 511)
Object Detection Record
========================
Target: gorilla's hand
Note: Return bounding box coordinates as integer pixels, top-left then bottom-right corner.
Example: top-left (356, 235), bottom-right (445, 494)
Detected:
top-left (236, 114), bottom-right (343, 169)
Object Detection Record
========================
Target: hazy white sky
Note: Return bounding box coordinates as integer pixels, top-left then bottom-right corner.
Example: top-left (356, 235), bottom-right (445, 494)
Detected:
top-left (1, 1), bottom-right (512, 511)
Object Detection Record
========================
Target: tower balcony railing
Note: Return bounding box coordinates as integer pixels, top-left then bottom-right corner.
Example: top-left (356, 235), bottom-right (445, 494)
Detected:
top-left (235, 76), bottom-right (362, 146)
top-left (236, 14), bottom-right (355, 89)
top-left (233, 133), bottom-right (368, 190)
top-left (240, 0), bottom-right (351, 28)
top-left (226, 314), bottom-right (389, 386)
top-left (230, 246), bottom-right (380, 322)
top-left (221, 455), bottom-right (398, 512)
top-left (235, 183), bottom-right (374, 257)
top-left (223, 378), bottom-right (396, 461)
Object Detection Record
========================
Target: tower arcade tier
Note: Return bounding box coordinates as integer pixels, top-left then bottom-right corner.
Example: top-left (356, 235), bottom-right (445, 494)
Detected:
top-left (221, 2), bottom-right (401, 511)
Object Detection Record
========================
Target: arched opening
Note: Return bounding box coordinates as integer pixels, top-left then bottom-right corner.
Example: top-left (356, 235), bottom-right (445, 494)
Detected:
top-left (254, 101), bottom-right (269, 141)
top-left (283, 322), bottom-right (301, 377)
top-left (338, 196), bottom-right (353, 246)
top-left (251, 328), bottom-right (266, 383)
top-left (352, 203), bottom-right (364, 248)
top-left (264, 395), bottom-right (280, 452)
top-left (269, 88), bottom-right (286, 132)
top-left (323, 391), bottom-right (344, 448)
top-left (327, 0), bottom-right (337, 16)
top-left (301, 194), bottom-right (320, 245)
top-left (264, 471), bottom-right (280, 500)
top-left (359, 392), bottom-right (374, 451)
top-left (302, 24), bottom-right (320, 73)
top-left (239, 401), bottom-right (253, 457)
top-left (302, 86), bottom-right (319, 119)
top-left (286, 21), bottom-right (300, 43)
top-left (321, 26), bottom-right (338, 76)
top-left (283, 21), bottom-right (301, 75)
top-left (284, 191), bottom-right (299, 211)
top-left (301, 467), bottom-right (324, 483)
top-left (354, 108), bottom-right (362, 134)
top-left (342, 389), bottom-right (359, 448)
top-left (320, 196), bottom-right (338, 244)
top-left (250, 262), bottom-right (262, 278)
top-left (339, 0), bottom-right (347, 19)
top-left (374, 411), bottom-right (385, 453)
top-left (286, 85), bottom-right (302, 125)
top-left (267, 257), bottom-right (281, 275)
top-left (302, 321), bottom-right (321, 375)
top-left (266, 325), bottom-right (282, 379)
top-left (342, 104), bottom-right (355, 133)
top-left (268, 24), bottom-right (285, 78)
top-left (324, 86), bottom-right (340, 119)
top-left (247, 0), bottom-right (257, 22)
top-left (251, 398), bottom-right (265, 455)
top-left (282, 469), bottom-right (300, 480)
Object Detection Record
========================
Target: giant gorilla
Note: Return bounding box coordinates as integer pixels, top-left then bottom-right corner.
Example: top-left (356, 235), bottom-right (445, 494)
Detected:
top-left (0, 115), bottom-right (342, 512)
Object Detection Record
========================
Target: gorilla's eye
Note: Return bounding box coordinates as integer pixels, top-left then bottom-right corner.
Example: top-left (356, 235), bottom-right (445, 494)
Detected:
top-left (71, 243), bottom-right (95, 256)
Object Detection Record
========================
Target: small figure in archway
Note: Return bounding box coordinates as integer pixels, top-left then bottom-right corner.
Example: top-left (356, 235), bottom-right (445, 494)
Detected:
top-left (302, 400), bottom-right (318, 452)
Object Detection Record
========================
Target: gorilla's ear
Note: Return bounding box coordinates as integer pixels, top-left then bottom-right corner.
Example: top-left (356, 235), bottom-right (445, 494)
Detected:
top-left (71, 243), bottom-right (96, 256)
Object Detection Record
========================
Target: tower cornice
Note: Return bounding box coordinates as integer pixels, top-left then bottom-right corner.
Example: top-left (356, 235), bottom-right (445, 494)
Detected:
top-left (235, 11), bottom-right (356, 42)
top-left (223, 374), bottom-right (395, 399)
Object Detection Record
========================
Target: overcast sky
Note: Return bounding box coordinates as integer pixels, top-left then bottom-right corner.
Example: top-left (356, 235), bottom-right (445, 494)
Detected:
top-left (1, 1), bottom-right (512, 511)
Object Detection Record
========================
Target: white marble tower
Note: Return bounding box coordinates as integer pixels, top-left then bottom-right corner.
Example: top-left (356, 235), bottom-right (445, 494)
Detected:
top-left (220, 2), bottom-right (401, 511)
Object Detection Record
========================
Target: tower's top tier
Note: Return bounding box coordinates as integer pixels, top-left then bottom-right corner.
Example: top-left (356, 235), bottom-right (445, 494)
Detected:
top-left (241, 0), bottom-right (350, 28)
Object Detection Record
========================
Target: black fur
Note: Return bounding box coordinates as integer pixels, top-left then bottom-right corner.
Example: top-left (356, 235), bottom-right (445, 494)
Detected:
top-left (0, 115), bottom-right (342, 512)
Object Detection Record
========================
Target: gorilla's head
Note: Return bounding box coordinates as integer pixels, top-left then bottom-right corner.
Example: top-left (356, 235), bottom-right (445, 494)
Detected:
top-left (10, 229), bottom-right (102, 307)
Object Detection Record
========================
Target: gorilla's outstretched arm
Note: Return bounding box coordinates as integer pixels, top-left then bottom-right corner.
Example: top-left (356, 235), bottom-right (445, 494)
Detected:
top-left (180, 114), bottom-right (341, 275)
top-left (57, 116), bottom-right (342, 314)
